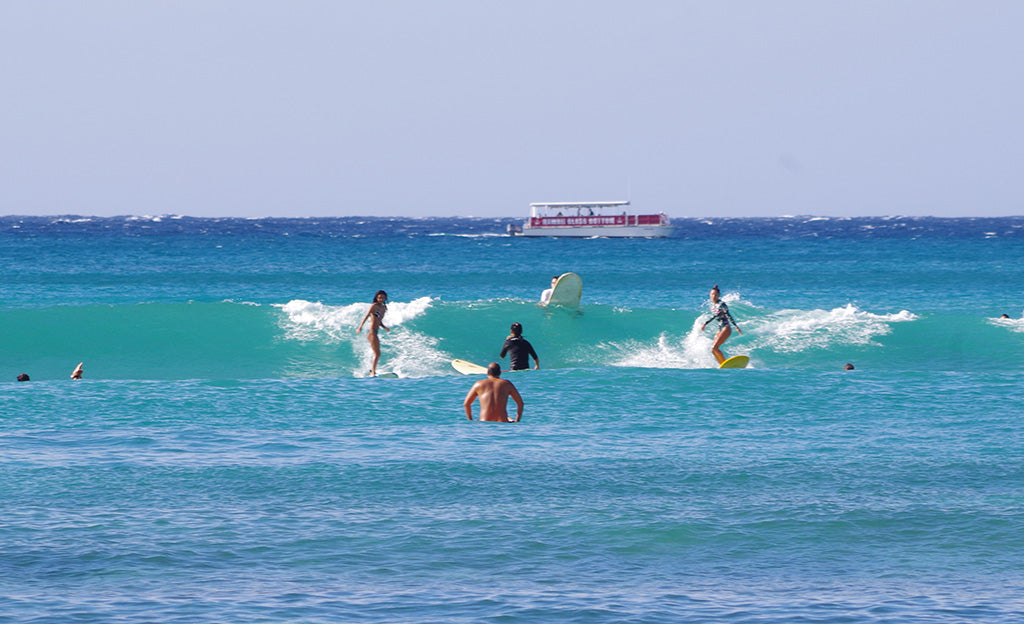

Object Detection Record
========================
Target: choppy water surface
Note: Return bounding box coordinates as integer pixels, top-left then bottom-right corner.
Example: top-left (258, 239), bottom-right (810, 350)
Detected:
top-left (2, 215), bottom-right (1023, 622)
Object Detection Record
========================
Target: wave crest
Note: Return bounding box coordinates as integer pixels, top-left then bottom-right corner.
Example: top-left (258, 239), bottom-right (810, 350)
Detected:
top-left (753, 304), bottom-right (917, 352)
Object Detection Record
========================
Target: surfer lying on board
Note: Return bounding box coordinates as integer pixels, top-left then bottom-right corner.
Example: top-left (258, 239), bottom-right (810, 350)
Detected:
top-left (356, 290), bottom-right (390, 377)
top-left (463, 363), bottom-right (524, 422)
top-left (500, 322), bottom-right (540, 370)
top-left (701, 285), bottom-right (743, 365)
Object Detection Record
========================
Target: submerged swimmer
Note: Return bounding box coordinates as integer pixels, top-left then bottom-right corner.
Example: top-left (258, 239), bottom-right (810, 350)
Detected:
top-left (356, 290), bottom-right (390, 376)
top-left (700, 285), bottom-right (743, 365)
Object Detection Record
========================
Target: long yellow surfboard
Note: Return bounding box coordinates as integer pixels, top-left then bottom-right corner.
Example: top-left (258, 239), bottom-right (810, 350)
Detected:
top-left (718, 355), bottom-right (749, 369)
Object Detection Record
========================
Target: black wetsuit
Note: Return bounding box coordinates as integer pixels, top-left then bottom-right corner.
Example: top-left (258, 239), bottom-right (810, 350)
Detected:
top-left (500, 336), bottom-right (539, 370)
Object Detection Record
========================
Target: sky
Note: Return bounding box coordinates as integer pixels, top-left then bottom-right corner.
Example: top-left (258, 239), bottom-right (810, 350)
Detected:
top-left (2, 1), bottom-right (1022, 218)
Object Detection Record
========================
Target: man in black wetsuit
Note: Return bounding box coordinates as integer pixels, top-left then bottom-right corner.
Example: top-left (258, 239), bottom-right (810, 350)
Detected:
top-left (500, 322), bottom-right (540, 370)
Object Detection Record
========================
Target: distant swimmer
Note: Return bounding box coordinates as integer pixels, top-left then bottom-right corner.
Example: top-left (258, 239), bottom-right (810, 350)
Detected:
top-left (500, 322), bottom-right (540, 370)
top-left (540, 276), bottom-right (559, 304)
top-left (356, 290), bottom-right (390, 377)
top-left (844, 363), bottom-right (855, 370)
top-left (70, 362), bottom-right (84, 380)
top-left (463, 362), bottom-right (524, 422)
top-left (1000, 314), bottom-right (1011, 319)
top-left (701, 285), bottom-right (743, 365)
top-left (17, 373), bottom-right (30, 382)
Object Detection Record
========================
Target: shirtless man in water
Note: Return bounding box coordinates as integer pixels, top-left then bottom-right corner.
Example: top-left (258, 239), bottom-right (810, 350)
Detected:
top-left (463, 362), bottom-right (524, 422)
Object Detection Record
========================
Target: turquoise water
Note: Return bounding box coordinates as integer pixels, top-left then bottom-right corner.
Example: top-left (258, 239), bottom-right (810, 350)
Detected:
top-left (3, 216), bottom-right (1024, 622)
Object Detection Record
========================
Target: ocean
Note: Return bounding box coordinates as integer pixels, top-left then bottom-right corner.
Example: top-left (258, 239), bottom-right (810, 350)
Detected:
top-left (2, 215), bottom-right (1023, 623)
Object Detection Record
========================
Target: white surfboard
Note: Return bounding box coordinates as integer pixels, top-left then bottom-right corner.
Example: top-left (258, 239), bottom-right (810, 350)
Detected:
top-left (545, 272), bottom-right (582, 307)
top-left (452, 359), bottom-right (489, 375)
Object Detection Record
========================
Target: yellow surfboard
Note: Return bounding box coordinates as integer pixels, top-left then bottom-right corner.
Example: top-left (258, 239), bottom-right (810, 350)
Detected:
top-left (546, 272), bottom-right (582, 307)
top-left (718, 355), bottom-right (749, 369)
top-left (452, 359), bottom-right (489, 375)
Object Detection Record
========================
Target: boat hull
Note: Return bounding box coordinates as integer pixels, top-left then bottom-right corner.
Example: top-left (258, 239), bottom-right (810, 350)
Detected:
top-left (519, 224), bottom-right (672, 238)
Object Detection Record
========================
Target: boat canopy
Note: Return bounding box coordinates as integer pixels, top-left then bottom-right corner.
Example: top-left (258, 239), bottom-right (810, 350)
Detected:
top-left (529, 201), bottom-right (631, 217)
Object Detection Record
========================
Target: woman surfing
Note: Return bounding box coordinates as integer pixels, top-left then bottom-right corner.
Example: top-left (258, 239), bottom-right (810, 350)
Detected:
top-left (356, 290), bottom-right (390, 376)
top-left (701, 285), bottom-right (742, 365)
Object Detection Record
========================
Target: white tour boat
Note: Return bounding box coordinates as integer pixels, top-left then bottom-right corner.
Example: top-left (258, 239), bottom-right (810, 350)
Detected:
top-left (510, 201), bottom-right (672, 238)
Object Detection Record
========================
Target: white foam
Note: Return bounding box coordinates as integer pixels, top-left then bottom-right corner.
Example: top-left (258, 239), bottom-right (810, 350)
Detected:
top-left (276, 297), bottom-right (446, 377)
top-left (990, 313), bottom-right (1024, 333)
top-left (277, 299), bottom-right (365, 343)
top-left (603, 317), bottom-right (720, 370)
top-left (752, 303), bottom-right (917, 352)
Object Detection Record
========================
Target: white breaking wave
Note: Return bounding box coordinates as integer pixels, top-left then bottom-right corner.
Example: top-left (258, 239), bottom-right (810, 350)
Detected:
top-left (751, 303), bottom-right (917, 352)
top-left (603, 317), bottom-right (723, 370)
top-left (275, 297), bottom-right (447, 377)
top-left (990, 313), bottom-right (1024, 333)
top-left (603, 302), bottom-right (918, 368)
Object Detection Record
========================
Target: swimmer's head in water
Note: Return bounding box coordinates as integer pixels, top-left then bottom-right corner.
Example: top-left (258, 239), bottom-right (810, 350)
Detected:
top-left (487, 362), bottom-right (502, 377)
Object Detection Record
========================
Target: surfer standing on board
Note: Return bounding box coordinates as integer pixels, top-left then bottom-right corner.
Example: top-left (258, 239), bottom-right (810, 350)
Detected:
top-left (356, 290), bottom-right (390, 377)
top-left (701, 285), bottom-right (742, 365)
top-left (500, 322), bottom-right (540, 370)
top-left (463, 362), bottom-right (524, 422)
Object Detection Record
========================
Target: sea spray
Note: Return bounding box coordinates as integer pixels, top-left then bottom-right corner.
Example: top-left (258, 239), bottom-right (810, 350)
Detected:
top-left (751, 304), bottom-right (918, 352)
top-left (277, 297), bottom-right (441, 377)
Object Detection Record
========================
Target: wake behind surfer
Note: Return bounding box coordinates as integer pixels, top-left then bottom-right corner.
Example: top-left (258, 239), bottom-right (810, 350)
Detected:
top-left (356, 290), bottom-right (390, 377)
top-left (500, 322), bottom-right (540, 370)
top-left (463, 362), bottom-right (524, 422)
top-left (700, 285), bottom-right (742, 365)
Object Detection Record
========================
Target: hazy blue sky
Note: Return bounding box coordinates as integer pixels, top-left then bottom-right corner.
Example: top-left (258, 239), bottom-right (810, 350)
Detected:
top-left (2, 1), bottom-right (1021, 218)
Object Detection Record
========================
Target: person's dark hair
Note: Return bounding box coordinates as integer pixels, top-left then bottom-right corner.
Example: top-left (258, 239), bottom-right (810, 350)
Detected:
top-left (17, 373), bottom-right (30, 382)
top-left (487, 362), bottom-right (502, 377)
top-left (510, 322), bottom-right (523, 336)
top-left (711, 284), bottom-right (720, 292)
top-left (373, 290), bottom-right (388, 303)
